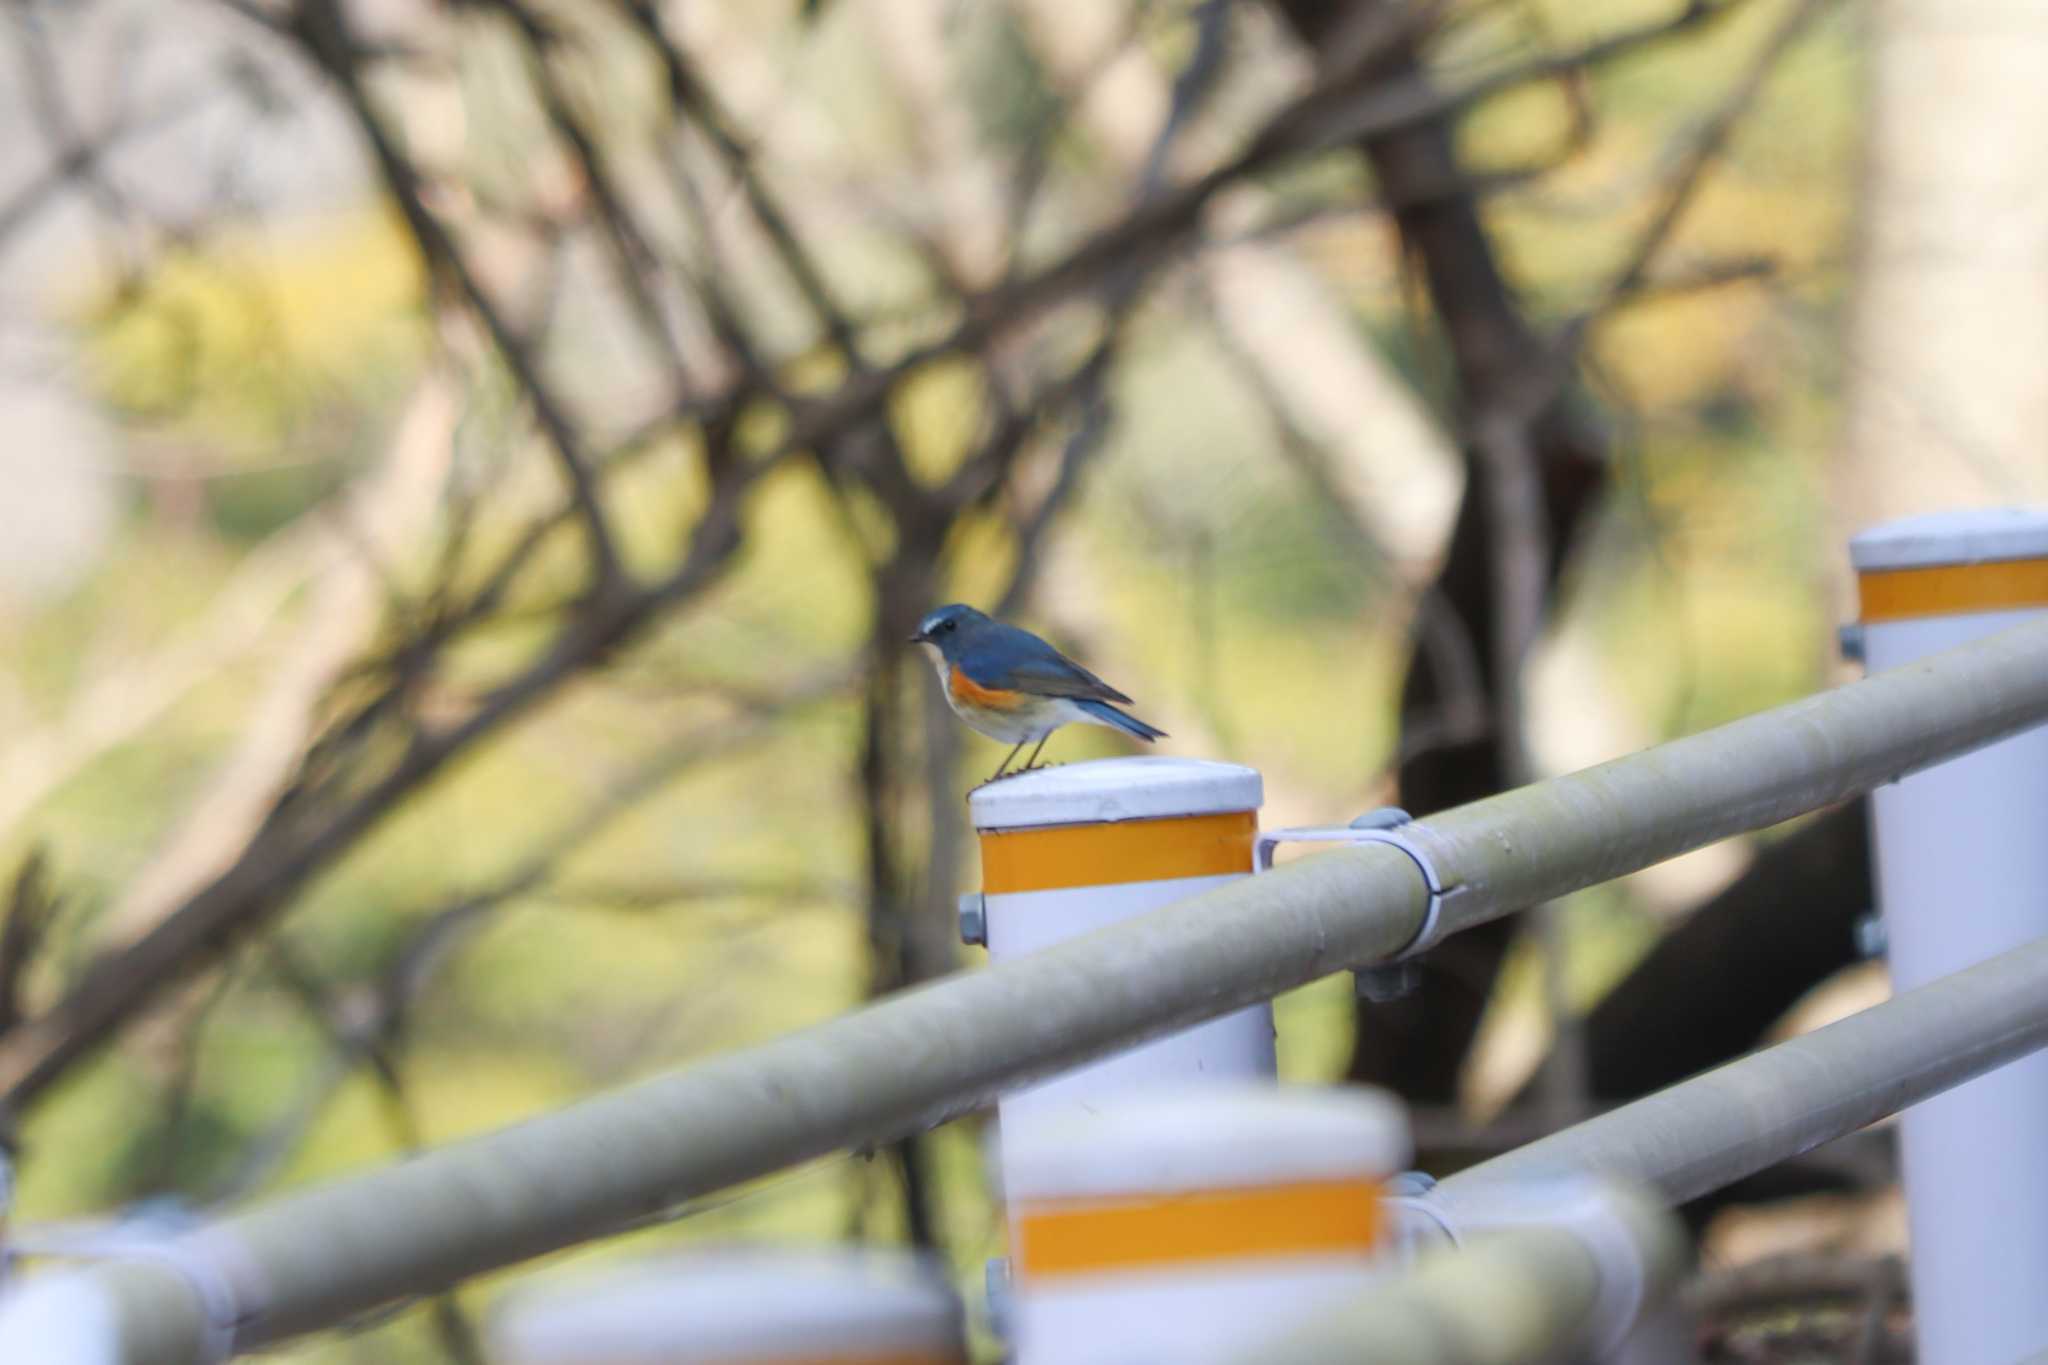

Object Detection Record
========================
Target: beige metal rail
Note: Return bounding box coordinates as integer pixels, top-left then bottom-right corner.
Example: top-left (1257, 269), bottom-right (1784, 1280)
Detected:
top-left (10, 618), bottom-right (2048, 1361)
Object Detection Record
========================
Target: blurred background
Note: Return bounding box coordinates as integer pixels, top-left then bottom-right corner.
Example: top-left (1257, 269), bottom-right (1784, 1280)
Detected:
top-left (1, 0), bottom-right (2044, 1358)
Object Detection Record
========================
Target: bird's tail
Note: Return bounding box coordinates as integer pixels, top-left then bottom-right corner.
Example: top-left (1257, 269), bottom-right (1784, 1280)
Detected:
top-left (1075, 698), bottom-right (1167, 742)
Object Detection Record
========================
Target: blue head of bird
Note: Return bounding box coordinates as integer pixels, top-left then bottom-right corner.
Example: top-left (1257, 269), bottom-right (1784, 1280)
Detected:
top-left (908, 602), bottom-right (989, 662)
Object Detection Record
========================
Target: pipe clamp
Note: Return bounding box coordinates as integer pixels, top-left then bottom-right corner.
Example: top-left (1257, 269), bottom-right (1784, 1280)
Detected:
top-left (1421, 1177), bottom-right (1654, 1356)
top-left (957, 893), bottom-right (987, 947)
top-left (1254, 807), bottom-right (1446, 962)
top-left (5, 1217), bottom-right (264, 1363)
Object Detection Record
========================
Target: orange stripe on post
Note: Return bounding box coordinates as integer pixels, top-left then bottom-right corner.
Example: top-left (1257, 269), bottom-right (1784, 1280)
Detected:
top-left (978, 810), bottom-right (1256, 894)
top-left (1013, 1179), bottom-right (1383, 1280)
top-left (1859, 559), bottom-right (2048, 622)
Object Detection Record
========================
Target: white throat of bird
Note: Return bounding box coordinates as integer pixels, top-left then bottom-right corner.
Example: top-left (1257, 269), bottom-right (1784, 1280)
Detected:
top-left (913, 639), bottom-right (949, 687)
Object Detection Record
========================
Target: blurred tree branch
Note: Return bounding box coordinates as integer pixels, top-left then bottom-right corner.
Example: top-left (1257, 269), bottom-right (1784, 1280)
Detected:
top-left (1255, 0), bottom-right (1830, 1124)
top-left (1267, 0), bottom-right (1608, 1109)
top-left (187, 668), bottom-right (847, 1216)
top-left (0, 5), bottom-right (1851, 1317)
top-left (293, 0), bottom-right (628, 584)
top-left (0, 852), bottom-right (61, 1040)
top-left (93, 371), bottom-right (461, 952)
top-left (259, 939), bottom-right (489, 1365)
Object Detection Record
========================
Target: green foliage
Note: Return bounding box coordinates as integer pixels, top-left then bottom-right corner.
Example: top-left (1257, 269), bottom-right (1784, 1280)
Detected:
top-left (79, 211), bottom-right (424, 463)
top-left (0, 1), bottom-right (1868, 1357)
top-left (959, 9), bottom-right (1062, 154)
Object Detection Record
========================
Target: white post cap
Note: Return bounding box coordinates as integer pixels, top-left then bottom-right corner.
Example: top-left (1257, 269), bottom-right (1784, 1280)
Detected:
top-left (969, 757), bottom-right (1262, 832)
top-left (1000, 1084), bottom-right (1410, 1202)
top-left (487, 1246), bottom-right (964, 1363)
top-left (1850, 507), bottom-right (2048, 572)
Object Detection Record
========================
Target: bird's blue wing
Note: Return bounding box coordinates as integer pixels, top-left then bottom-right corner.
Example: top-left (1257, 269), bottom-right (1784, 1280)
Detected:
top-left (957, 623), bottom-right (1134, 704)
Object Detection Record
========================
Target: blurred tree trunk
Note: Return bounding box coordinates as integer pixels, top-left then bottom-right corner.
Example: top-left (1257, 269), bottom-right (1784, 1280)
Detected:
top-left (1836, 0), bottom-right (2048, 536)
top-left (1265, 0), bottom-right (1605, 1103)
top-left (1561, 0), bottom-right (2048, 1121)
top-left (1570, 804), bottom-right (1870, 1099)
top-left (1269, 0), bottom-right (1880, 1134)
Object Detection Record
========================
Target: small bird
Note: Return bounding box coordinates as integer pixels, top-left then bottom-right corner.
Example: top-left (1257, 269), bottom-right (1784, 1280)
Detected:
top-left (909, 603), bottom-right (1167, 782)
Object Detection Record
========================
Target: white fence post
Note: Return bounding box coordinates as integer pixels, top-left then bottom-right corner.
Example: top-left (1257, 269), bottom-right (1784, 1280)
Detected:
top-left (1248, 1179), bottom-right (1687, 1365)
top-left (485, 1246), bottom-right (967, 1364)
top-left (968, 760), bottom-right (1276, 1209)
top-left (1854, 509), bottom-right (2048, 1365)
top-left (1001, 1085), bottom-right (1408, 1364)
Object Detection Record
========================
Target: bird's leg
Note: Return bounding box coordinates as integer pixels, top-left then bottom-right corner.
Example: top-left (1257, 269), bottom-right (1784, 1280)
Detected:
top-left (1021, 734), bottom-right (1051, 772)
top-left (989, 741), bottom-right (1026, 782)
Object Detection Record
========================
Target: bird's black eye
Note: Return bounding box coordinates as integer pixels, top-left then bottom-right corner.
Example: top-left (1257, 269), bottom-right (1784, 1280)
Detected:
top-left (937, 619), bottom-right (954, 634)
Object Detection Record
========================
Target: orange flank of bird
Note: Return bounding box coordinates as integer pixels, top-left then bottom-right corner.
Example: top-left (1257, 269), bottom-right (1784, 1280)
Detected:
top-left (949, 666), bottom-right (1027, 711)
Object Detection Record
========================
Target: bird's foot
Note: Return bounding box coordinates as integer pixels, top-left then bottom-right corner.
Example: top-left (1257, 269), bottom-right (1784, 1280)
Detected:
top-left (968, 758), bottom-right (1060, 792)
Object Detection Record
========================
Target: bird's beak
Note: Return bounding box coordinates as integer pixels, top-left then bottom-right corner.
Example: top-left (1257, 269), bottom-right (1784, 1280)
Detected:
top-left (907, 631), bottom-right (929, 646)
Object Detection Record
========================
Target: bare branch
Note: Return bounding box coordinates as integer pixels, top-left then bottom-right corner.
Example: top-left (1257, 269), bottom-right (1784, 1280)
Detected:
top-left (290, 0), bottom-right (626, 586)
top-left (0, 456), bottom-right (761, 1114)
top-left (616, 0), bottom-right (866, 361)
top-left (0, 81), bottom-right (222, 255)
top-left (0, 0), bottom-right (1793, 1134)
top-left (1578, 0), bottom-right (1834, 325)
top-left (0, 852), bottom-right (60, 1039)
top-left (490, 0), bottom-right (695, 384)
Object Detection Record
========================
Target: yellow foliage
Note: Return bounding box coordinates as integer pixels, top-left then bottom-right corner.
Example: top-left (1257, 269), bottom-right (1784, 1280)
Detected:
top-left (888, 356), bottom-right (986, 487)
top-left (80, 209), bottom-right (425, 450)
top-left (1595, 287), bottom-right (1770, 407)
top-left (941, 503), bottom-right (1018, 608)
top-left (1459, 79), bottom-right (1584, 172)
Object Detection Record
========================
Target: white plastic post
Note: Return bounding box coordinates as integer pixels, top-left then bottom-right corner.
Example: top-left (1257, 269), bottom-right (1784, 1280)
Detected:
top-left (1000, 1085), bottom-right (1409, 1365)
top-left (0, 1146), bottom-right (12, 1291)
top-left (967, 758), bottom-right (1274, 1145)
top-left (485, 1246), bottom-right (967, 1364)
top-left (1853, 507), bottom-right (2048, 1365)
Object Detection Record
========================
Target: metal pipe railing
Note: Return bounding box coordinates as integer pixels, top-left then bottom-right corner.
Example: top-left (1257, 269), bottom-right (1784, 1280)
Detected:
top-left (1242, 1182), bottom-right (1688, 1365)
top-left (10, 618), bottom-right (2048, 1361)
top-left (1434, 932), bottom-right (2048, 1209)
top-left (1240, 931), bottom-right (2048, 1363)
